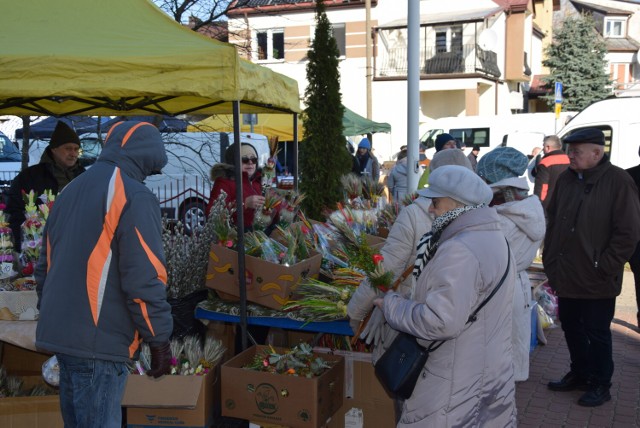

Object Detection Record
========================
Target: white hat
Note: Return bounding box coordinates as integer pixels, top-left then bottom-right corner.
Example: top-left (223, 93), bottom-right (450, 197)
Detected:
top-left (420, 165), bottom-right (493, 206)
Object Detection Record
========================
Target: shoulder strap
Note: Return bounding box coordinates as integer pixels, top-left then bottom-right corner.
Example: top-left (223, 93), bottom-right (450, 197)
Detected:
top-left (467, 239), bottom-right (511, 324)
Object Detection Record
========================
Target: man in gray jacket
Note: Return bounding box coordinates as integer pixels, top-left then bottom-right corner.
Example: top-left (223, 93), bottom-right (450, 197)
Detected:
top-left (35, 121), bottom-right (173, 428)
top-left (544, 128), bottom-right (640, 407)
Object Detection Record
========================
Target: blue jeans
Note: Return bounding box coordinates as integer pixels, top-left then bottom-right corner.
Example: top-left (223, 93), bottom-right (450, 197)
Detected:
top-left (56, 353), bottom-right (129, 428)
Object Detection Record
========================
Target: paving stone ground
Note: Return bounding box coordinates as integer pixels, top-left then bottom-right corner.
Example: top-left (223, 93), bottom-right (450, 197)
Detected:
top-left (517, 269), bottom-right (640, 428)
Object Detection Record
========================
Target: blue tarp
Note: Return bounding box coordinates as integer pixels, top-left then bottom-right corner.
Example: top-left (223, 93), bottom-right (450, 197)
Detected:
top-left (15, 116), bottom-right (99, 139)
top-left (16, 115), bottom-right (189, 140)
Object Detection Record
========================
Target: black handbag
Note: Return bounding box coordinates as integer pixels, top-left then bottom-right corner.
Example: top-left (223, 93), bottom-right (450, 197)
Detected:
top-left (374, 242), bottom-right (511, 400)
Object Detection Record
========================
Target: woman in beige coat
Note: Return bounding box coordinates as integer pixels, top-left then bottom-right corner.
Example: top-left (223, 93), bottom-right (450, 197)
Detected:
top-left (374, 166), bottom-right (517, 427)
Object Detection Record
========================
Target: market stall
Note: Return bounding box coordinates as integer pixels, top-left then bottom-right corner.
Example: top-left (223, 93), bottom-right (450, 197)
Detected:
top-left (0, 0), bottom-right (301, 354)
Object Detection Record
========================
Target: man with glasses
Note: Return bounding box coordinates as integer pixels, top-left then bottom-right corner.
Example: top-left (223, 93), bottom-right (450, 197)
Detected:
top-left (543, 128), bottom-right (640, 407)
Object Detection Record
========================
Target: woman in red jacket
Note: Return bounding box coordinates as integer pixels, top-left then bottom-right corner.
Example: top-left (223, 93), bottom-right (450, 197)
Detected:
top-left (206, 143), bottom-right (265, 229)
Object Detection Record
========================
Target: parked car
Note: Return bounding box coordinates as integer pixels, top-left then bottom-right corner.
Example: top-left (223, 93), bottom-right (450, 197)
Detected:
top-left (0, 131), bottom-right (21, 193)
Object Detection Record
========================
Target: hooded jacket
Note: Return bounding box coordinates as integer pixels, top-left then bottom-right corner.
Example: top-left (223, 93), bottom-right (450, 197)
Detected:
top-left (543, 157), bottom-right (640, 298)
top-left (6, 148), bottom-right (85, 249)
top-left (383, 207), bottom-right (517, 427)
top-left (35, 121), bottom-right (172, 362)
top-left (206, 162), bottom-right (263, 228)
top-left (493, 192), bottom-right (545, 382)
top-left (387, 157), bottom-right (408, 202)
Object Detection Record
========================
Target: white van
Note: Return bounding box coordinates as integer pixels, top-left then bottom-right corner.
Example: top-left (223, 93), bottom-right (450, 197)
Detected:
top-left (420, 112), bottom-right (574, 159)
top-left (556, 97), bottom-right (640, 170)
top-left (29, 131), bottom-right (270, 233)
top-left (145, 132), bottom-right (270, 234)
top-left (0, 131), bottom-right (21, 192)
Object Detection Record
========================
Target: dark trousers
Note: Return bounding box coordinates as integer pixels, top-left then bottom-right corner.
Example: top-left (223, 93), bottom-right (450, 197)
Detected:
top-left (558, 297), bottom-right (616, 386)
top-left (628, 242), bottom-right (640, 311)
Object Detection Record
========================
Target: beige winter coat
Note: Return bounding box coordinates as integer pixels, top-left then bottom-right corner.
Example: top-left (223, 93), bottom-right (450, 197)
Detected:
top-left (383, 207), bottom-right (517, 427)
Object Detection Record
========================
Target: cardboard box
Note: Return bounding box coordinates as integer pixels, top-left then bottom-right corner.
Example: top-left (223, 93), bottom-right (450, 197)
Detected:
top-left (221, 345), bottom-right (344, 428)
top-left (205, 244), bottom-right (322, 310)
top-left (0, 376), bottom-right (63, 428)
top-left (313, 350), bottom-right (395, 428)
top-left (1, 343), bottom-right (51, 375)
top-left (122, 369), bottom-right (217, 428)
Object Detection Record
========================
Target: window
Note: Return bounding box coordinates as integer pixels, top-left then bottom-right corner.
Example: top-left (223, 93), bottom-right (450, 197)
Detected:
top-left (332, 24), bottom-right (346, 57)
top-left (255, 29), bottom-right (285, 61)
top-left (450, 128), bottom-right (490, 147)
top-left (434, 26), bottom-right (463, 53)
top-left (604, 18), bottom-right (625, 38)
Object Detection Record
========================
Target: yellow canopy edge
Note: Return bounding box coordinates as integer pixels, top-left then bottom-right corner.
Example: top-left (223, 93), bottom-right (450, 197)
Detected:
top-left (0, 0), bottom-right (300, 116)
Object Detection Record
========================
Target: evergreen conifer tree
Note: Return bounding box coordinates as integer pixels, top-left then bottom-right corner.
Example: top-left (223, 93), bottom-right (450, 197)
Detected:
top-left (300, 0), bottom-right (352, 220)
top-left (542, 14), bottom-right (611, 110)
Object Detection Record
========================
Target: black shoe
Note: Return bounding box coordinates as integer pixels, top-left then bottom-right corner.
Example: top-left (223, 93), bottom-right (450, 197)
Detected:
top-left (578, 384), bottom-right (611, 407)
top-left (547, 372), bottom-right (589, 392)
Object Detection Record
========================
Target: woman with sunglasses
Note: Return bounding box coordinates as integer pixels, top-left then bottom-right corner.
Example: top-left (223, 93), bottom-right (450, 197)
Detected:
top-left (205, 143), bottom-right (265, 229)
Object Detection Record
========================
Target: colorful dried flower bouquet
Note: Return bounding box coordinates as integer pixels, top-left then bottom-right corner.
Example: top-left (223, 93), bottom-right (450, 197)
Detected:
top-left (244, 343), bottom-right (334, 378)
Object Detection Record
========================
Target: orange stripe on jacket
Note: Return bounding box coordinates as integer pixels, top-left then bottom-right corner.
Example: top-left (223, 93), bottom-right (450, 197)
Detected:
top-left (135, 227), bottom-right (168, 285)
top-left (128, 330), bottom-right (141, 359)
top-left (105, 121), bottom-right (124, 143)
top-left (86, 169), bottom-right (127, 326)
top-left (133, 298), bottom-right (155, 337)
top-left (539, 155), bottom-right (569, 168)
top-left (541, 183), bottom-right (549, 201)
top-left (121, 122), bottom-right (152, 147)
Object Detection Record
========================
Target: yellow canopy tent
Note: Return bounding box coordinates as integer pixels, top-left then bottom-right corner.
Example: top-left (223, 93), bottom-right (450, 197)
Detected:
top-left (0, 0), bottom-right (302, 350)
top-left (189, 113), bottom-right (304, 141)
top-left (0, 0), bottom-right (300, 116)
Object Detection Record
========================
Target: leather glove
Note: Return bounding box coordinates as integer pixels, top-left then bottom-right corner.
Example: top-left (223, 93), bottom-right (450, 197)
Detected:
top-left (360, 307), bottom-right (385, 346)
top-left (147, 341), bottom-right (172, 378)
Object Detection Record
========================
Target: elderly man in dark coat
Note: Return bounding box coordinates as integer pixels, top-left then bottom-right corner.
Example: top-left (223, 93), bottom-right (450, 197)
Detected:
top-left (543, 128), bottom-right (640, 407)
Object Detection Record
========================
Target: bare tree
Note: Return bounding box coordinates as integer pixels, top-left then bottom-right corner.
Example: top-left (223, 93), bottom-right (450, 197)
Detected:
top-left (153, 0), bottom-right (251, 31)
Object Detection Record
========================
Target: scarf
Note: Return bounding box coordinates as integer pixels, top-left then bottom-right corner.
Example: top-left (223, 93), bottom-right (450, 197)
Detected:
top-left (412, 204), bottom-right (483, 284)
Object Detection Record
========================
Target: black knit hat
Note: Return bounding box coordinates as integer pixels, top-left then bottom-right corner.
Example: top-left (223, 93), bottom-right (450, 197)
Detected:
top-left (224, 143), bottom-right (257, 165)
top-left (49, 121), bottom-right (81, 149)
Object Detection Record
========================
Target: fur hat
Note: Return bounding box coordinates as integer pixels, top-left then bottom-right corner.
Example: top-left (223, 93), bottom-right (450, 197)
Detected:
top-left (435, 133), bottom-right (455, 152)
top-left (563, 128), bottom-right (605, 146)
top-left (421, 165), bottom-right (493, 206)
top-left (476, 147), bottom-right (529, 185)
top-left (49, 121), bottom-right (80, 149)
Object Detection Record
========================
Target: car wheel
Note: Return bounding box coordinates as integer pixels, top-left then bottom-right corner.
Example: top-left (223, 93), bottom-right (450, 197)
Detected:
top-left (179, 199), bottom-right (207, 235)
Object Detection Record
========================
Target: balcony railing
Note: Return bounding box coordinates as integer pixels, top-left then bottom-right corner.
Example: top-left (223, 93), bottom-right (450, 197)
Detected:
top-left (376, 43), bottom-right (501, 79)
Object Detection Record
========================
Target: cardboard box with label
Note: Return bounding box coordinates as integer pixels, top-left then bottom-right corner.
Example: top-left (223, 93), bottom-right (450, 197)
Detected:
top-left (313, 349), bottom-right (396, 428)
top-left (221, 345), bottom-right (344, 428)
top-left (121, 369), bottom-right (217, 428)
top-left (0, 375), bottom-right (63, 428)
top-left (205, 244), bottom-right (322, 310)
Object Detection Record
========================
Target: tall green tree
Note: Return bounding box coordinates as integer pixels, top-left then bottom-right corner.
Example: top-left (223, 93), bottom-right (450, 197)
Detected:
top-left (300, 0), bottom-right (352, 219)
top-left (542, 14), bottom-right (611, 110)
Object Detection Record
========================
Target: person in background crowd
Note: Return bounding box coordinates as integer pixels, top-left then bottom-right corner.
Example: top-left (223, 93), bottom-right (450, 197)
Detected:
top-left (625, 146), bottom-right (640, 328)
top-left (534, 135), bottom-right (569, 214)
top-left (544, 128), bottom-right (640, 407)
top-left (352, 137), bottom-right (380, 181)
top-left (526, 146), bottom-right (543, 186)
top-left (6, 121), bottom-right (85, 249)
top-left (434, 133), bottom-right (457, 152)
top-left (35, 121), bottom-right (173, 428)
top-left (467, 144), bottom-right (480, 171)
top-left (477, 147), bottom-right (545, 382)
top-left (387, 147), bottom-right (408, 202)
top-left (348, 149), bottom-right (474, 420)
top-left (373, 165), bottom-right (516, 426)
top-left (417, 133), bottom-right (459, 189)
top-left (205, 143), bottom-right (265, 230)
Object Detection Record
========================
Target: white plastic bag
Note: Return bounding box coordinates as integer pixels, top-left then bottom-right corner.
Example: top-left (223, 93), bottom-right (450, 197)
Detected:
top-left (42, 355), bottom-right (60, 387)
